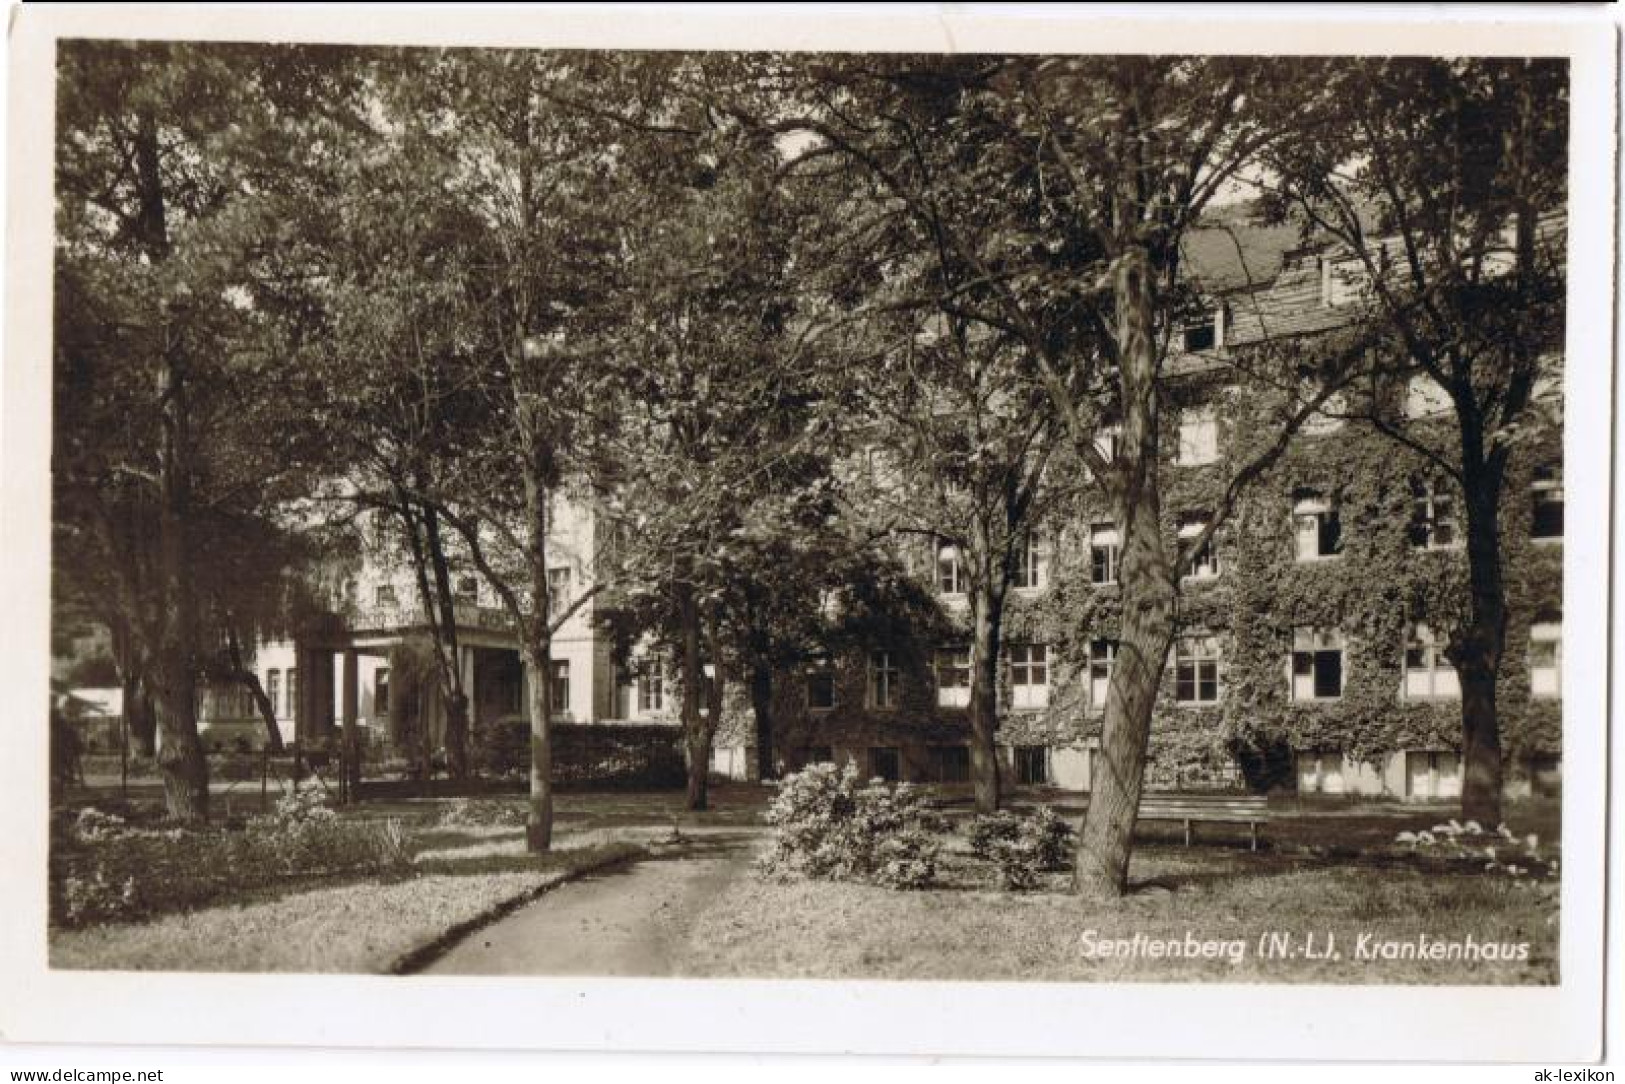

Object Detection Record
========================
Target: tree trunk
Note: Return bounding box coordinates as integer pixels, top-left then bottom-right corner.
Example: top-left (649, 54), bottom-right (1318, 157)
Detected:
top-left (137, 106), bottom-right (209, 822)
top-left (967, 571), bottom-right (1006, 814)
top-left (153, 337), bottom-right (207, 820)
top-left (677, 582), bottom-right (714, 812)
top-left (111, 621), bottom-right (157, 757)
top-left (399, 494), bottom-right (471, 780)
top-left (153, 657), bottom-right (208, 822)
top-left (750, 658), bottom-right (775, 782)
top-left (520, 465), bottom-right (555, 853)
top-left (227, 625), bottom-right (284, 754)
top-left (122, 671), bottom-right (157, 758)
top-left (243, 675), bottom-right (283, 754)
top-left (424, 505), bottom-right (470, 778)
top-left (1072, 242), bottom-right (1177, 898)
top-left (1072, 518), bottom-right (1177, 897)
top-left (1456, 470), bottom-right (1507, 826)
top-left (521, 642), bottom-right (554, 853)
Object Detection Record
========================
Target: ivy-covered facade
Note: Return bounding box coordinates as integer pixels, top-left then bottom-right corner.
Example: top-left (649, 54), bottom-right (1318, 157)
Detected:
top-left (714, 238), bottom-right (1564, 800)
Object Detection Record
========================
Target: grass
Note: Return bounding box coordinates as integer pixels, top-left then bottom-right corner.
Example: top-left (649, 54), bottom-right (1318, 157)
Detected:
top-left (670, 794), bottom-right (1561, 985)
top-left (49, 785), bottom-right (1562, 982)
top-left (673, 840), bottom-right (1557, 984)
top-left (49, 836), bottom-right (645, 973)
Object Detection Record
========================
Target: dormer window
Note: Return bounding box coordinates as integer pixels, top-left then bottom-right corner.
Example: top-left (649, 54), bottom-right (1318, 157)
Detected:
top-left (1182, 314), bottom-right (1218, 353)
top-left (1322, 247), bottom-right (1384, 307)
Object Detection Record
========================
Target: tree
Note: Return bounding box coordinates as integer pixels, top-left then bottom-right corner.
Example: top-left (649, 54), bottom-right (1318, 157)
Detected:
top-left (308, 89), bottom-right (498, 779)
top-left (54, 42), bottom-right (355, 818)
top-left (601, 87), bottom-right (832, 809)
top-left (352, 49), bottom-right (631, 850)
top-left (1263, 59), bottom-right (1568, 826)
top-left (764, 55), bottom-right (1362, 893)
top-left (754, 55), bottom-right (1094, 813)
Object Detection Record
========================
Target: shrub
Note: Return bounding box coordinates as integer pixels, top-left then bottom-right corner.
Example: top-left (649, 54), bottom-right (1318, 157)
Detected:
top-left (244, 783), bottom-right (409, 878)
top-left (471, 717), bottom-right (529, 778)
top-left (969, 806), bottom-right (1076, 892)
top-left (966, 810), bottom-right (1024, 860)
top-left (873, 827), bottom-right (941, 890)
top-left (759, 762), bottom-right (946, 889)
top-left (437, 797), bottom-right (526, 828)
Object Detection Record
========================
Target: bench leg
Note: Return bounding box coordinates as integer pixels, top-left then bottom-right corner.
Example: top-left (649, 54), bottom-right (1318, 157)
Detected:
top-left (1184, 819), bottom-right (1192, 847)
top-left (1250, 821), bottom-right (1259, 852)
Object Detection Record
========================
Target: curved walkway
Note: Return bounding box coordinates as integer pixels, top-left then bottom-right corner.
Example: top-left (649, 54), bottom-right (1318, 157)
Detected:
top-left (418, 829), bottom-right (758, 977)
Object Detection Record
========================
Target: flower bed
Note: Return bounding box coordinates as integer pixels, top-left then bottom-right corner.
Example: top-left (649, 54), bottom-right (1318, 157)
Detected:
top-left (50, 786), bottom-right (413, 928)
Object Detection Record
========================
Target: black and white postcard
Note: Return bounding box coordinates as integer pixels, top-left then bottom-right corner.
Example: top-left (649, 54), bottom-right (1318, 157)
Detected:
top-left (1, 3), bottom-right (1614, 1064)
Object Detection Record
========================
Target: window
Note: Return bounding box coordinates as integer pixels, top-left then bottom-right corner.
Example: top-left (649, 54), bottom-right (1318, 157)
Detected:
top-left (1179, 512), bottom-right (1219, 580)
top-left (1090, 523), bottom-right (1120, 585)
top-left (935, 544), bottom-right (966, 597)
top-left (1182, 316), bottom-right (1217, 353)
top-left (1405, 750), bottom-right (1462, 800)
top-left (285, 668), bottom-right (298, 718)
top-left (698, 664), bottom-right (717, 716)
top-left (932, 745), bottom-right (970, 783)
top-left (547, 567), bottom-right (572, 617)
top-left (1095, 426), bottom-right (1121, 466)
top-left (266, 670), bottom-right (282, 718)
top-left (550, 660), bottom-right (570, 717)
top-left (455, 576), bottom-right (479, 603)
top-left (870, 746), bottom-right (901, 782)
top-left (1015, 746), bottom-right (1050, 785)
top-left (1531, 466), bottom-right (1563, 540)
top-left (1293, 489), bottom-right (1343, 561)
top-left (1403, 624), bottom-right (1459, 700)
top-left (934, 647), bottom-right (970, 708)
top-left (374, 668), bottom-right (390, 716)
top-left (806, 665), bottom-right (835, 711)
top-left (1290, 627), bottom-right (1345, 701)
top-left (1321, 255), bottom-right (1367, 307)
top-left (1529, 618), bottom-right (1561, 699)
top-left (1408, 476), bottom-right (1459, 550)
top-left (637, 667), bottom-right (664, 713)
top-left (1300, 386), bottom-right (1347, 436)
top-left (866, 446), bottom-right (901, 490)
top-left (868, 651), bottom-right (900, 710)
top-left (341, 579), bottom-right (358, 607)
top-left (1012, 536), bottom-right (1048, 591)
top-left (1008, 644), bottom-right (1049, 710)
top-left (1088, 640), bottom-right (1116, 712)
top-left (1174, 635), bottom-right (1222, 704)
top-left (807, 746), bottom-right (833, 766)
top-left (374, 583), bottom-right (397, 607)
top-left (1176, 406), bottom-right (1219, 466)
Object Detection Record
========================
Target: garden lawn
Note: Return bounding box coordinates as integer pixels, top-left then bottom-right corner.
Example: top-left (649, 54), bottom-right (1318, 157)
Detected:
top-left (672, 843), bottom-right (1558, 985)
top-left (50, 836), bottom-right (645, 973)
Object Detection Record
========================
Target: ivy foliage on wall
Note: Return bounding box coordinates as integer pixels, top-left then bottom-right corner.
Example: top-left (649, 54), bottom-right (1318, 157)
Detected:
top-left (747, 352), bottom-right (1561, 793)
top-left (1018, 364), bottom-right (1562, 789)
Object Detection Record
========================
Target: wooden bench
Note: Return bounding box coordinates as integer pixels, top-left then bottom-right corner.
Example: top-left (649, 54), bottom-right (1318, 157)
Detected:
top-left (1137, 793), bottom-right (1271, 851)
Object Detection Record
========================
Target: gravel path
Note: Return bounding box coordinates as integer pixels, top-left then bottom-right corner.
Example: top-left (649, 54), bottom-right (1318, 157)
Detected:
top-left (418, 829), bottom-right (759, 976)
